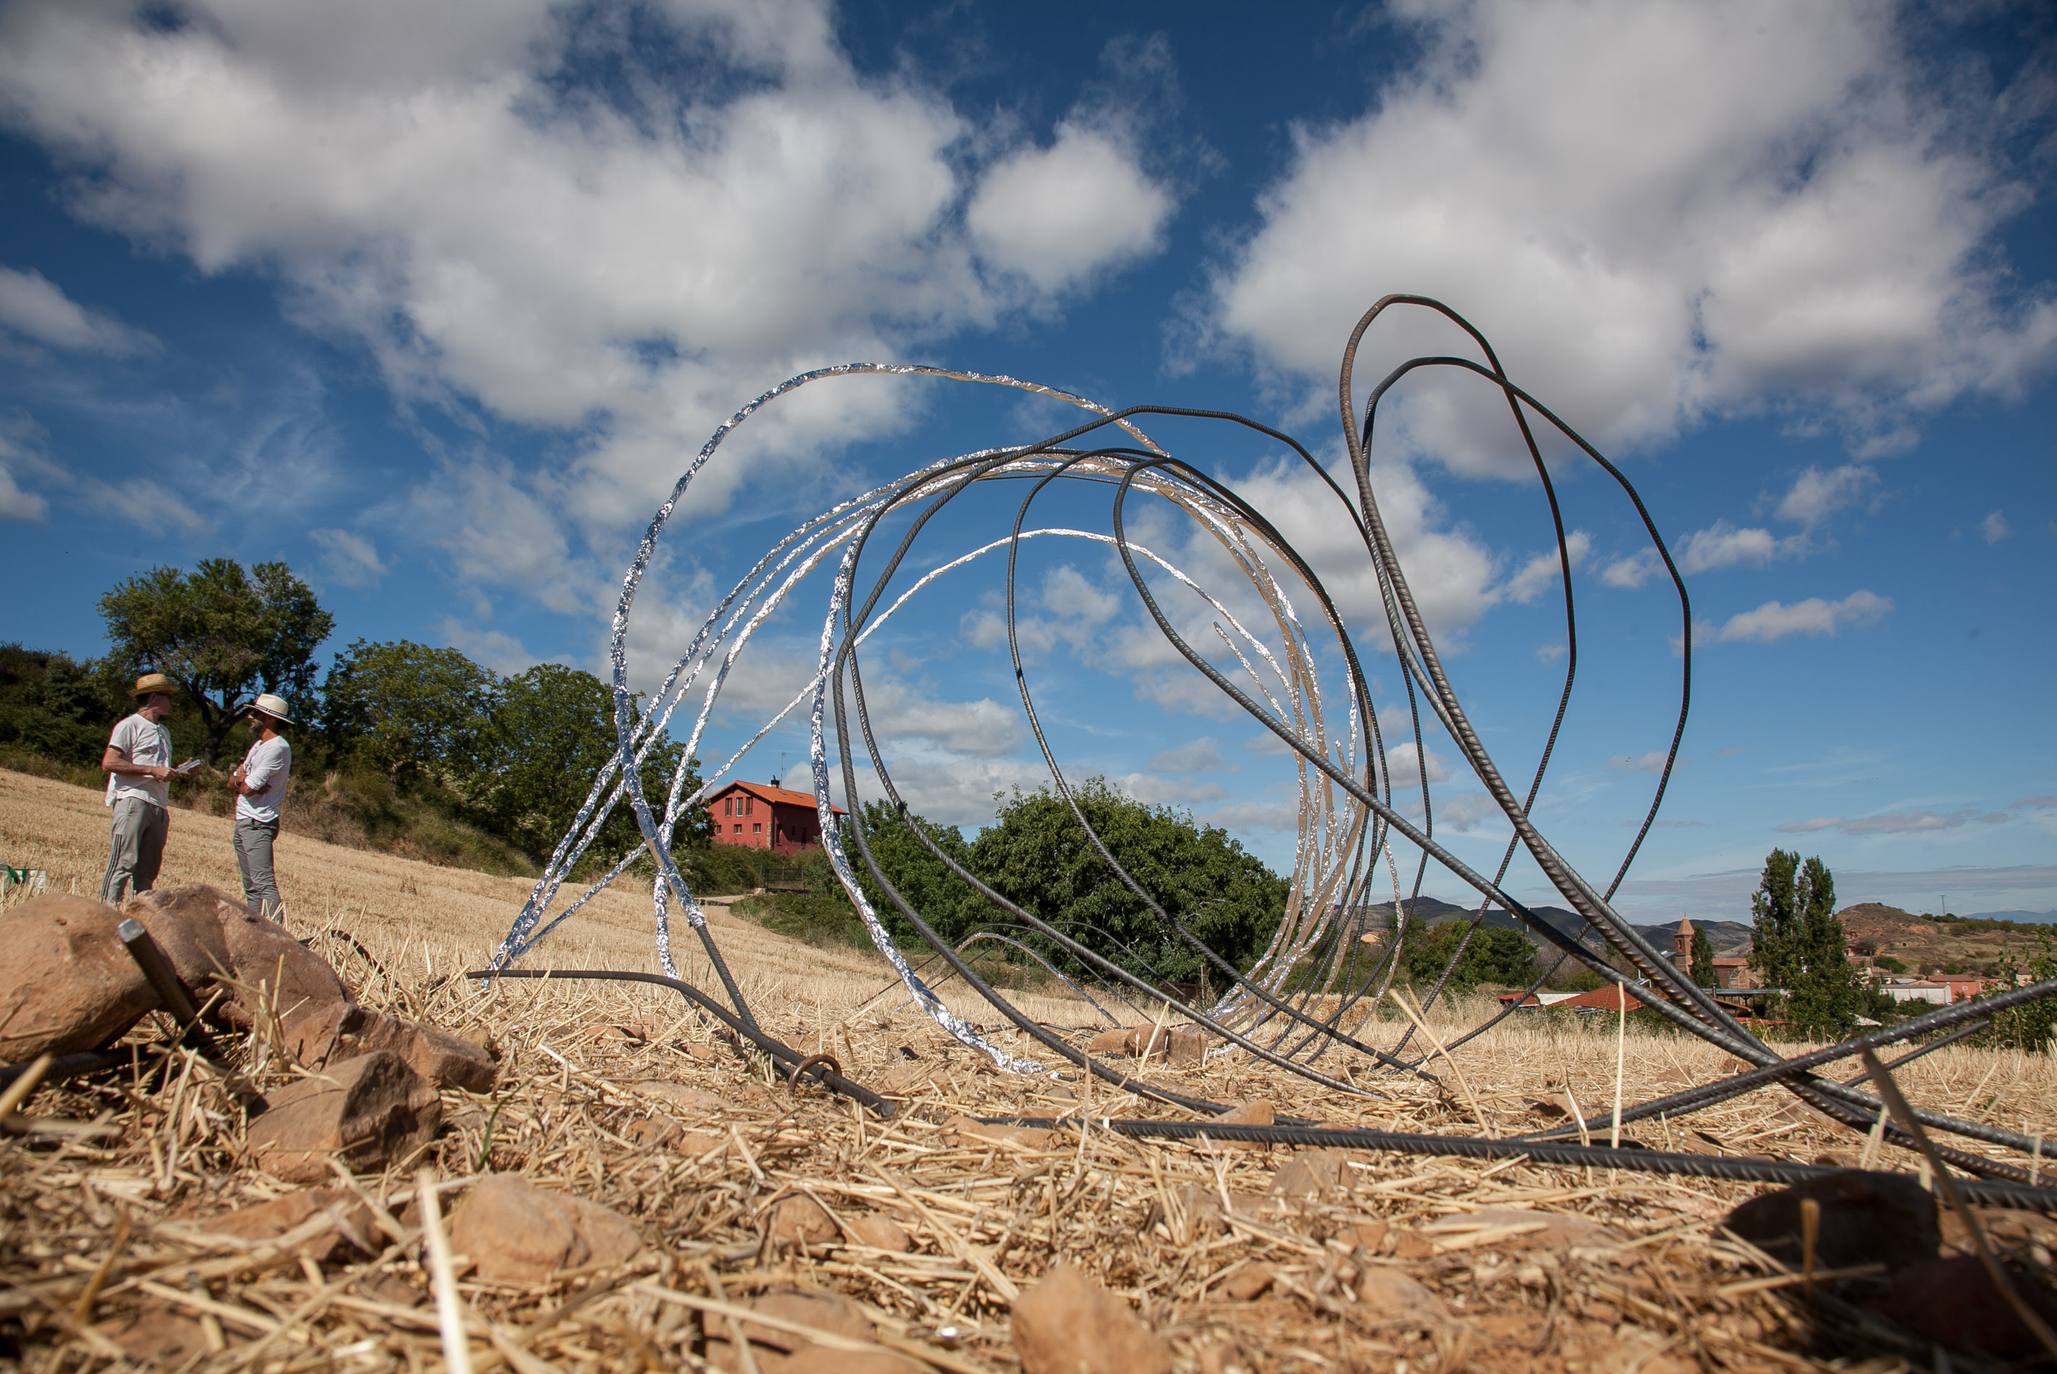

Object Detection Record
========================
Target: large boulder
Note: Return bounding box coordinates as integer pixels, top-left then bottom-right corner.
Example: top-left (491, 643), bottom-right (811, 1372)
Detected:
top-left (125, 884), bottom-right (350, 1034)
top-left (447, 1174), bottom-right (643, 1284)
top-left (286, 1001), bottom-right (498, 1093)
top-left (248, 1051), bottom-right (442, 1183)
top-left (0, 893), bottom-right (155, 1061)
top-left (123, 886), bottom-right (237, 994)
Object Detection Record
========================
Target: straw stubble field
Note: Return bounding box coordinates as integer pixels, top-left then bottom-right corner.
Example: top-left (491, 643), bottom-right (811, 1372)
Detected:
top-left (3, 767), bottom-right (2054, 1371)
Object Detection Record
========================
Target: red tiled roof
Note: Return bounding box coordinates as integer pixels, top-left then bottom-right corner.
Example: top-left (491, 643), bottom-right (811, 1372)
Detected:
top-left (1554, 985), bottom-right (1646, 1013)
top-left (710, 779), bottom-right (848, 816)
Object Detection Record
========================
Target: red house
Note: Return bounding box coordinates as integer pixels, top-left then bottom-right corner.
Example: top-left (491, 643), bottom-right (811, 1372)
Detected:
top-left (704, 778), bottom-right (847, 853)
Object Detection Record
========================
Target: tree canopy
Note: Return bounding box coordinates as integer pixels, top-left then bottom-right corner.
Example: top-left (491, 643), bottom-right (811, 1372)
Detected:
top-left (1750, 848), bottom-right (1866, 1039)
top-left (966, 778), bottom-right (1286, 988)
top-left (323, 638), bottom-right (496, 783)
top-left (473, 663), bottom-right (707, 866)
top-left (1689, 925), bottom-right (1716, 988)
top-left (99, 558), bottom-right (334, 761)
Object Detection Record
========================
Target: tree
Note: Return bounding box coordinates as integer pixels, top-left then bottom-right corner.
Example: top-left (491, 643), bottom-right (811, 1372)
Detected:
top-left (323, 639), bottom-right (497, 784)
top-left (99, 559), bottom-right (334, 762)
top-left (470, 664), bottom-right (706, 865)
top-left (1400, 920), bottom-right (1538, 994)
top-left (966, 778), bottom-right (1286, 988)
top-left (1689, 925), bottom-right (1716, 988)
top-left (1750, 848), bottom-right (1865, 1039)
top-left (848, 800), bottom-right (990, 950)
top-left (0, 643), bottom-right (125, 763)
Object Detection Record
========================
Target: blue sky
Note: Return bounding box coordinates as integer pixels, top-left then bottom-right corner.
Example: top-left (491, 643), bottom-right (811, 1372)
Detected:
top-left (1, 1), bottom-right (2053, 924)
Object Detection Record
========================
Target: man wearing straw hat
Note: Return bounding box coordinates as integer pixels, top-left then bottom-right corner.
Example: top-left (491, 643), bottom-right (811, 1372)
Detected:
top-left (100, 672), bottom-right (187, 903)
top-left (227, 692), bottom-right (294, 922)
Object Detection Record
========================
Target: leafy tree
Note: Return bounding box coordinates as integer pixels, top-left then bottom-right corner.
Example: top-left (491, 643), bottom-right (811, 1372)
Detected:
top-left (471, 663), bottom-right (706, 865)
top-left (848, 800), bottom-right (989, 949)
top-left (1400, 920), bottom-right (1538, 994)
top-left (99, 559), bottom-right (334, 762)
top-left (323, 639), bottom-right (497, 784)
top-left (1689, 925), bottom-right (1716, 988)
top-left (967, 778), bottom-right (1286, 987)
top-left (0, 643), bottom-right (125, 762)
top-left (1976, 935), bottom-right (2057, 1054)
top-left (1750, 848), bottom-right (1865, 1039)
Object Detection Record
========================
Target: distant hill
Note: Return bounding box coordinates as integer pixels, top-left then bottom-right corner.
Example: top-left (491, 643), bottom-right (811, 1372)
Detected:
top-left (1966, 909), bottom-right (2057, 924)
top-left (1836, 901), bottom-right (2053, 976)
top-left (1348, 899), bottom-right (1752, 957)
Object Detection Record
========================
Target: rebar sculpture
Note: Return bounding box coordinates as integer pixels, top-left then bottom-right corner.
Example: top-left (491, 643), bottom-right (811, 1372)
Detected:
top-left (486, 295), bottom-right (2057, 1190)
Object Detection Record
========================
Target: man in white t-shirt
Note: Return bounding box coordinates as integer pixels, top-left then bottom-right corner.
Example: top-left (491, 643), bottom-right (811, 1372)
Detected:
top-left (227, 692), bottom-right (294, 922)
top-left (100, 672), bottom-right (186, 902)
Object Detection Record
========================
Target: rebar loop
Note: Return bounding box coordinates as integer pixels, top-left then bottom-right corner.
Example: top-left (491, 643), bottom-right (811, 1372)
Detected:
top-left (482, 295), bottom-right (2055, 1187)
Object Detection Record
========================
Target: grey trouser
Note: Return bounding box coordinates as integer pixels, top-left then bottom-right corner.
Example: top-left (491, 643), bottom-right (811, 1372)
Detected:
top-left (234, 818), bottom-right (284, 921)
top-left (101, 798), bottom-right (168, 903)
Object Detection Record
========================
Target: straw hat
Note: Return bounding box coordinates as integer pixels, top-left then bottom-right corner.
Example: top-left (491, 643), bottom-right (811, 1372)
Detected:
top-left (132, 672), bottom-right (175, 699)
top-left (246, 692), bottom-right (294, 725)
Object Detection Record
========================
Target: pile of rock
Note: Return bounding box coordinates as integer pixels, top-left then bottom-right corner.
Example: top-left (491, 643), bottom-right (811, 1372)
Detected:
top-left (0, 885), bottom-right (497, 1180)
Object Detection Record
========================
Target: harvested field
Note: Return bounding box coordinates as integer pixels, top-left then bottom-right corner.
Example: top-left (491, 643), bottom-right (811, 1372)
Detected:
top-left (4, 767), bottom-right (2055, 1371)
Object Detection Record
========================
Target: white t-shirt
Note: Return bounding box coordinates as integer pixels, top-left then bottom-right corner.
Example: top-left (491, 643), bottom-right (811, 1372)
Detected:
top-left (236, 735), bottom-right (292, 823)
top-left (105, 712), bottom-right (171, 810)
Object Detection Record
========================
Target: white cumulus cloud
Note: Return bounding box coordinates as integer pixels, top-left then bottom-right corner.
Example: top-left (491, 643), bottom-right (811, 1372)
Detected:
top-left (1206, 1), bottom-right (2057, 473)
top-left (1712, 589), bottom-right (1892, 643)
top-left (0, 266), bottom-right (158, 355)
top-left (967, 122), bottom-right (1174, 294)
top-left (1981, 510), bottom-right (2011, 543)
top-left (1777, 463), bottom-right (1879, 525)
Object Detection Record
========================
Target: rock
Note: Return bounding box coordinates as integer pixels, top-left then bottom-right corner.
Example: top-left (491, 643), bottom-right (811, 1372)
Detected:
top-left (623, 1118), bottom-right (682, 1149)
top-left (1879, 1254), bottom-right (2057, 1362)
top-left (1355, 1268), bottom-right (1447, 1325)
top-left (945, 1113), bottom-right (1057, 1149)
top-left (1221, 1263), bottom-right (1274, 1300)
top-left (91, 1305), bottom-right (211, 1366)
top-left (247, 1051), bottom-right (443, 1183)
top-left (1268, 1148), bottom-right (1353, 1200)
top-left (124, 885), bottom-right (237, 993)
top-left (1422, 1206), bottom-right (1621, 1253)
top-left (0, 893), bottom-right (156, 1061)
top-left (704, 1289), bottom-right (876, 1374)
top-left (1012, 1263), bottom-right (1172, 1374)
top-left (768, 1193), bottom-right (839, 1248)
top-left (843, 1213), bottom-right (914, 1252)
top-left (287, 1002), bottom-right (497, 1092)
top-left (199, 1186), bottom-right (379, 1263)
top-left (782, 1349), bottom-right (923, 1374)
top-left (1205, 1100), bottom-right (1275, 1152)
top-left (1723, 1171), bottom-right (1937, 1273)
top-left (628, 1080), bottom-right (730, 1116)
top-left (1081, 1024), bottom-right (1207, 1062)
top-left (447, 1174), bottom-right (643, 1284)
top-left (214, 903), bottom-right (351, 1030)
top-left (1086, 1027), bottom-right (1135, 1055)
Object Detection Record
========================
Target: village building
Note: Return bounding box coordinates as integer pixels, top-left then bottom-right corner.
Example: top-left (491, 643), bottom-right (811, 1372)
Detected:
top-left (703, 778), bottom-right (847, 853)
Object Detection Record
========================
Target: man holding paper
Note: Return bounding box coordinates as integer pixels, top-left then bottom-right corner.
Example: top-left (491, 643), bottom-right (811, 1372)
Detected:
top-left (99, 671), bottom-right (189, 902)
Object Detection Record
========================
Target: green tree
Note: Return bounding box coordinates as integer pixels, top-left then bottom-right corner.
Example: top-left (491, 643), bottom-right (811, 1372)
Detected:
top-left (966, 778), bottom-right (1286, 987)
top-left (98, 559), bottom-right (334, 762)
top-left (848, 800), bottom-right (989, 949)
top-left (323, 639), bottom-right (497, 784)
top-left (1400, 920), bottom-right (1538, 994)
top-left (471, 663), bottom-right (706, 865)
top-left (0, 643), bottom-right (125, 763)
top-left (1689, 925), bottom-right (1716, 988)
top-left (1750, 848), bottom-right (1865, 1039)
top-left (1976, 936), bottom-right (2057, 1054)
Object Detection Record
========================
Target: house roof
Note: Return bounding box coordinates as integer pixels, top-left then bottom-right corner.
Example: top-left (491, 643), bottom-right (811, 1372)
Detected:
top-left (710, 779), bottom-right (849, 815)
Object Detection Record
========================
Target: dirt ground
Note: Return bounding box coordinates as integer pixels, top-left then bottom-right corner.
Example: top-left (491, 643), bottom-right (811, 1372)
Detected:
top-left (3, 768), bottom-right (2055, 1371)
